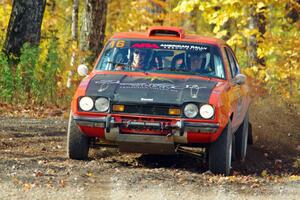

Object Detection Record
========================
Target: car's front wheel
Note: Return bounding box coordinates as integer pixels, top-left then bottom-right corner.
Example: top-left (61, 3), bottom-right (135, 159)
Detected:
top-left (209, 120), bottom-right (233, 176)
top-left (67, 112), bottom-right (90, 160)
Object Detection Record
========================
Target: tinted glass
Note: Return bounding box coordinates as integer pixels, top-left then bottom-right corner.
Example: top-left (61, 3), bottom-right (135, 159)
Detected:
top-left (225, 47), bottom-right (239, 78)
top-left (96, 40), bottom-right (225, 79)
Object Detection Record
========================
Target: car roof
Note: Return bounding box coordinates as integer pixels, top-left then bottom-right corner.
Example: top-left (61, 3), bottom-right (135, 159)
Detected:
top-left (111, 26), bottom-right (226, 47)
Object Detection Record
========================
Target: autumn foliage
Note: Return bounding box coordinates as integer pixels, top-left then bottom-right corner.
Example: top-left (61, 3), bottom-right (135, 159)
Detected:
top-left (0, 0), bottom-right (299, 107)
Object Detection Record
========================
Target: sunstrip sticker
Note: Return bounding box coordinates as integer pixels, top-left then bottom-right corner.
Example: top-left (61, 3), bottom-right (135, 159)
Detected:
top-left (131, 43), bottom-right (160, 48)
top-left (160, 44), bottom-right (208, 51)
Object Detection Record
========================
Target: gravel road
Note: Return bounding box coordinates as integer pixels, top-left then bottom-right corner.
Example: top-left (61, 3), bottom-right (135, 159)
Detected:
top-left (0, 117), bottom-right (299, 200)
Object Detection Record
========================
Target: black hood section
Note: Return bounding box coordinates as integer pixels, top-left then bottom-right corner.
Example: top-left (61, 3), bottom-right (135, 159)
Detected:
top-left (86, 74), bottom-right (217, 105)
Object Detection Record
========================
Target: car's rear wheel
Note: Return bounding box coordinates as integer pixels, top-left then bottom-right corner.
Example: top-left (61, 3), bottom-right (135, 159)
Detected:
top-left (235, 112), bottom-right (249, 161)
top-left (248, 122), bottom-right (253, 145)
top-left (67, 112), bottom-right (90, 160)
top-left (209, 120), bottom-right (233, 176)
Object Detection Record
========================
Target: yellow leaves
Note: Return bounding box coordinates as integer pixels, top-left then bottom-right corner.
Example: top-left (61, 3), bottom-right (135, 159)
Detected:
top-left (243, 67), bottom-right (256, 77)
top-left (288, 175), bottom-right (300, 182)
top-left (213, 26), bottom-right (221, 34)
top-left (257, 48), bottom-right (265, 59)
top-left (173, 0), bottom-right (197, 13)
top-left (261, 169), bottom-right (268, 177)
top-left (227, 34), bottom-right (243, 46)
top-left (86, 172), bottom-right (93, 177)
top-left (243, 66), bottom-right (271, 84)
top-left (0, 3), bottom-right (12, 41)
top-left (216, 30), bottom-right (228, 38)
top-left (23, 183), bottom-right (33, 191)
top-left (258, 69), bottom-right (267, 80)
top-left (257, 2), bottom-right (265, 9)
top-left (292, 158), bottom-right (300, 169)
top-left (242, 28), bottom-right (259, 38)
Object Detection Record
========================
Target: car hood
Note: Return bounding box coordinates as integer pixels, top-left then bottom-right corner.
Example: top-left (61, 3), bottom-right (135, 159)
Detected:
top-left (86, 74), bottom-right (217, 105)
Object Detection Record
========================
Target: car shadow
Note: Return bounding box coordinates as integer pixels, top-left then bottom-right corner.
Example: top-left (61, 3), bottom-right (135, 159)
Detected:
top-left (134, 145), bottom-right (300, 176)
top-left (137, 153), bottom-right (207, 173)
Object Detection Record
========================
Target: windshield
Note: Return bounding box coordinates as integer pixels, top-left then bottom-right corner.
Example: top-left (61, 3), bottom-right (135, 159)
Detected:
top-left (96, 39), bottom-right (225, 79)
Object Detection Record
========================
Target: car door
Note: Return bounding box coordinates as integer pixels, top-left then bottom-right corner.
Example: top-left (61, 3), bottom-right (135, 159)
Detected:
top-left (224, 47), bottom-right (245, 133)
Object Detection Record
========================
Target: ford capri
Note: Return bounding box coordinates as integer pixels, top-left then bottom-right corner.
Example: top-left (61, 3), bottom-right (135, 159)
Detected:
top-left (67, 26), bottom-right (252, 175)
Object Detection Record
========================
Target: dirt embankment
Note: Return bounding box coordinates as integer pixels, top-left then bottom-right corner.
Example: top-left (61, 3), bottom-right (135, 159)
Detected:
top-left (0, 99), bottom-right (300, 199)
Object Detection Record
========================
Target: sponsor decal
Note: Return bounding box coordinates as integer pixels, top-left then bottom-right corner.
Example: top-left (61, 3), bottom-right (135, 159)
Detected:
top-left (95, 80), bottom-right (120, 92)
top-left (141, 98), bottom-right (154, 102)
top-left (94, 78), bottom-right (180, 92)
top-left (160, 44), bottom-right (208, 51)
top-left (97, 82), bottom-right (109, 92)
top-left (93, 79), bottom-right (208, 97)
top-left (186, 85), bottom-right (207, 98)
top-left (119, 82), bottom-right (180, 92)
top-left (131, 43), bottom-right (160, 49)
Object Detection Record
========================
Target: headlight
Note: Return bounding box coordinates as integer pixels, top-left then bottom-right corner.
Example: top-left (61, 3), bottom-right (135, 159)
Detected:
top-left (95, 97), bottom-right (109, 112)
top-left (184, 103), bottom-right (198, 118)
top-left (199, 104), bottom-right (214, 119)
top-left (79, 96), bottom-right (94, 111)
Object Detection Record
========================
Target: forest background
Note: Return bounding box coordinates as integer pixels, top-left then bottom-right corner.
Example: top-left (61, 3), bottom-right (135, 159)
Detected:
top-left (0, 0), bottom-right (299, 111)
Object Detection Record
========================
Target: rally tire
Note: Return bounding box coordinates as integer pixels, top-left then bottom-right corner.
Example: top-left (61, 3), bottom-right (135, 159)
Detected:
top-left (209, 120), bottom-right (233, 176)
top-left (235, 112), bottom-right (249, 161)
top-left (67, 113), bottom-right (90, 160)
top-left (231, 135), bottom-right (236, 161)
top-left (248, 122), bottom-right (253, 145)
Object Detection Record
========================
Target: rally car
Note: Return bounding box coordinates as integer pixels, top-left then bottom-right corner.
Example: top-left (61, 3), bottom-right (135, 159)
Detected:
top-left (67, 26), bottom-right (252, 175)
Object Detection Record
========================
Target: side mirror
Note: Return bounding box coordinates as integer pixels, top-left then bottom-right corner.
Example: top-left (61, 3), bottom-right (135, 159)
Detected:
top-left (234, 74), bottom-right (246, 85)
top-left (77, 64), bottom-right (88, 77)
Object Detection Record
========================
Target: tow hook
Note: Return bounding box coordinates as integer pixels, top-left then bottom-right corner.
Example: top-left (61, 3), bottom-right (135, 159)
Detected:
top-left (176, 120), bottom-right (184, 136)
top-left (105, 115), bottom-right (112, 133)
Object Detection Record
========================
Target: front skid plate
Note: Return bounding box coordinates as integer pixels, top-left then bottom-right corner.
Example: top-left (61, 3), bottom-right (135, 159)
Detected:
top-left (119, 142), bottom-right (176, 154)
top-left (118, 134), bottom-right (175, 154)
top-left (105, 131), bottom-right (176, 154)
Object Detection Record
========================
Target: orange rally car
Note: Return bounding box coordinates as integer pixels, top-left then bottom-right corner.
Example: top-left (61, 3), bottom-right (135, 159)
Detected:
top-left (67, 26), bottom-right (252, 175)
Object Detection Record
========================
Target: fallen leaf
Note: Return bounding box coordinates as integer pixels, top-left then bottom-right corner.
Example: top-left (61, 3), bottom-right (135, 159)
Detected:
top-left (86, 172), bottom-right (93, 177)
top-left (23, 183), bottom-right (32, 191)
top-left (60, 179), bottom-right (67, 187)
top-left (35, 171), bottom-right (44, 177)
top-left (289, 175), bottom-right (300, 182)
top-left (261, 170), bottom-right (268, 177)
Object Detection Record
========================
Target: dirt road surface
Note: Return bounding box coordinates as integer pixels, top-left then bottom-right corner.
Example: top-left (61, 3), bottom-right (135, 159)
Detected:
top-left (0, 117), bottom-right (300, 200)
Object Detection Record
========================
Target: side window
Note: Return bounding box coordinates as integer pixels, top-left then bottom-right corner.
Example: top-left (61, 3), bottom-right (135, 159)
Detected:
top-left (213, 54), bottom-right (225, 79)
top-left (225, 47), bottom-right (239, 78)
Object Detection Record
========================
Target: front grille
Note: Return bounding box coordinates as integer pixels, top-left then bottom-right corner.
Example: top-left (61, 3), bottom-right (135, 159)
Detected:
top-left (113, 104), bottom-right (180, 117)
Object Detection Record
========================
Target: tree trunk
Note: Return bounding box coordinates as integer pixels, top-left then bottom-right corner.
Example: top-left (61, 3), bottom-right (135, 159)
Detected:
top-left (248, 6), bottom-right (258, 67)
top-left (72, 0), bottom-right (79, 41)
top-left (3, 0), bottom-right (46, 57)
top-left (80, 0), bottom-right (107, 65)
top-left (67, 0), bottom-right (79, 88)
top-left (248, 4), bottom-right (266, 66)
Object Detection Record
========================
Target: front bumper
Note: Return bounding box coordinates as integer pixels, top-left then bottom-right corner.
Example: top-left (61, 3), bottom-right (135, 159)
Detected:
top-left (73, 114), bottom-right (222, 152)
top-left (73, 114), bottom-right (219, 135)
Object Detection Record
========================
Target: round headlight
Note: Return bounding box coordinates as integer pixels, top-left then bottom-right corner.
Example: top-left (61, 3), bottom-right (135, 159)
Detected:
top-left (79, 96), bottom-right (94, 111)
top-left (199, 104), bottom-right (214, 119)
top-left (184, 103), bottom-right (198, 118)
top-left (95, 97), bottom-right (109, 112)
